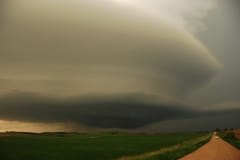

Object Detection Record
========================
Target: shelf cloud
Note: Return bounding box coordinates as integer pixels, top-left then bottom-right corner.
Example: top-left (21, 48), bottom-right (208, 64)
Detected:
top-left (0, 0), bottom-right (220, 100)
top-left (0, 0), bottom-right (224, 131)
top-left (0, 92), bottom-right (239, 129)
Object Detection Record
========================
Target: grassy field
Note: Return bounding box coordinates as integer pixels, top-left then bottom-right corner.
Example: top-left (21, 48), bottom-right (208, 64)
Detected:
top-left (117, 133), bottom-right (211, 160)
top-left (218, 132), bottom-right (240, 149)
top-left (0, 132), bottom-right (208, 160)
top-left (139, 134), bottom-right (211, 160)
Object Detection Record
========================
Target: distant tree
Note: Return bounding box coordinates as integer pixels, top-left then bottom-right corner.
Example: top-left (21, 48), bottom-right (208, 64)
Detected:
top-left (215, 128), bottom-right (220, 132)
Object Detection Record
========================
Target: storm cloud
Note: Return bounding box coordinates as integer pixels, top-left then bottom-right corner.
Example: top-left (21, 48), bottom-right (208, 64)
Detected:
top-left (0, 93), bottom-right (239, 130)
top-left (0, 1), bottom-right (230, 132)
top-left (0, 93), bottom-right (194, 129)
top-left (0, 0), bottom-right (220, 100)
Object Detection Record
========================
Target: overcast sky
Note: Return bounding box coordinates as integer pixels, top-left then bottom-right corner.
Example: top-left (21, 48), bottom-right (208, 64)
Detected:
top-left (0, 0), bottom-right (239, 132)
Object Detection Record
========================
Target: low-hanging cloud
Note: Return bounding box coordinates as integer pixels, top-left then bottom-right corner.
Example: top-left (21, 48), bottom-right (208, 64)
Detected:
top-left (0, 92), bottom-right (195, 129)
top-left (0, 92), bottom-right (239, 130)
top-left (0, 0), bottom-right (221, 100)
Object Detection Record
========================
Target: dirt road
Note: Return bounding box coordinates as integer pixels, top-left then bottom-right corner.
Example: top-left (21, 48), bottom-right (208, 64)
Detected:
top-left (180, 132), bottom-right (240, 160)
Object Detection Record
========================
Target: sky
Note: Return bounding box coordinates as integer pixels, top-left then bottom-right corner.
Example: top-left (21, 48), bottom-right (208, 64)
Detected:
top-left (0, 0), bottom-right (239, 132)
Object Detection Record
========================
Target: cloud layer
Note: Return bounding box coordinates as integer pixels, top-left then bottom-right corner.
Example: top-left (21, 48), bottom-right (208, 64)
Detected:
top-left (0, 0), bottom-right (220, 100)
top-left (0, 93), bottom-right (239, 130)
top-left (0, 0), bottom-right (227, 131)
top-left (0, 93), bottom-right (194, 129)
top-left (143, 0), bottom-right (219, 33)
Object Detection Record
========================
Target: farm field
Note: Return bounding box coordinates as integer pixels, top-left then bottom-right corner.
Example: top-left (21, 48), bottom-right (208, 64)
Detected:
top-left (0, 132), bottom-right (209, 160)
top-left (219, 131), bottom-right (240, 149)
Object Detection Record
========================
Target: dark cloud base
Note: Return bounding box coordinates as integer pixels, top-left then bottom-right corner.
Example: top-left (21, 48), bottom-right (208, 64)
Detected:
top-left (0, 93), bottom-right (239, 129)
top-left (0, 93), bottom-right (196, 129)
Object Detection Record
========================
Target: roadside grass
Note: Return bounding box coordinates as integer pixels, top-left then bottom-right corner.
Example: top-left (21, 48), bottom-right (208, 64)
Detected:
top-left (0, 132), bottom-right (208, 160)
top-left (218, 132), bottom-right (240, 149)
top-left (142, 135), bottom-right (211, 160)
top-left (117, 133), bottom-right (212, 160)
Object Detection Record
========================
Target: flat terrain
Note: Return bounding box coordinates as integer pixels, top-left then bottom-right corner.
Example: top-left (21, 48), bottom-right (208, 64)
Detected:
top-left (117, 134), bottom-right (210, 160)
top-left (0, 132), bottom-right (205, 160)
top-left (180, 133), bottom-right (240, 160)
top-left (220, 130), bottom-right (240, 149)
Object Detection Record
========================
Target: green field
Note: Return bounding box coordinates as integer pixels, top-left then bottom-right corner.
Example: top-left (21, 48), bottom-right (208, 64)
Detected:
top-left (0, 132), bottom-right (209, 160)
top-left (218, 132), bottom-right (240, 149)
